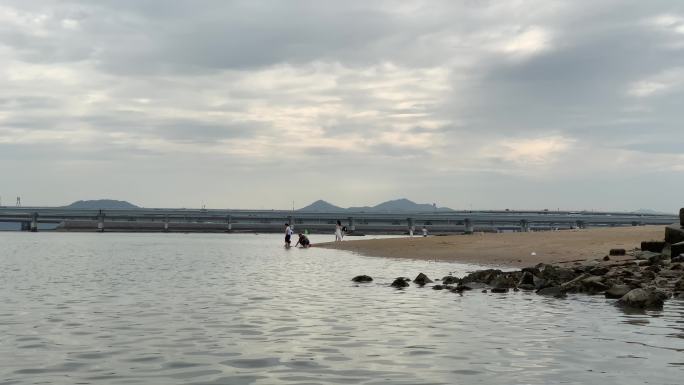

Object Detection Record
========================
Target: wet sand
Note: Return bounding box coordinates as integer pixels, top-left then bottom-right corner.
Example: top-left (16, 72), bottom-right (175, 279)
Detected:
top-left (317, 226), bottom-right (664, 267)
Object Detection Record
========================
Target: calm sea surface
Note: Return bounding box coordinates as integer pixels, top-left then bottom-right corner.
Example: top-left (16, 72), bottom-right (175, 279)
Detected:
top-left (0, 232), bottom-right (682, 385)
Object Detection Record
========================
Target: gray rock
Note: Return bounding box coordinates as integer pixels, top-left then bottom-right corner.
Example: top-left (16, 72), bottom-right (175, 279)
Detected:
top-left (672, 255), bottom-right (684, 263)
top-left (491, 287), bottom-right (509, 293)
top-left (441, 276), bottom-right (460, 285)
top-left (590, 266), bottom-right (610, 276)
top-left (605, 285), bottom-right (632, 299)
top-left (352, 275), bottom-right (373, 283)
top-left (536, 286), bottom-right (566, 298)
top-left (490, 274), bottom-right (518, 289)
top-left (518, 271), bottom-right (535, 286)
top-left (634, 251), bottom-right (661, 261)
top-left (560, 273), bottom-right (591, 292)
top-left (432, 285), bottom-right (445, 290)
top-left (675, 278), bottom-right (684, 293)
top-left (648, 253), bottom-right (668, 266)
top-left (391, 278), bottom-right (409, 288)
top-left (681, 207), bottom-right (684, 227)
top-left (413, 273), bottom-right (433, 285)
top-left (461, 269), bottom-right (503, 284)
top-left (659, 269), bottom-right (684, 278)
top-left (518, 283), bottom-right (536, 290)
top-left (617, 288), bottom-right (667, 309)
top-left (456, 282), bottom-right (488, 291)
top-left (581, 276), bottom-right (609, 294)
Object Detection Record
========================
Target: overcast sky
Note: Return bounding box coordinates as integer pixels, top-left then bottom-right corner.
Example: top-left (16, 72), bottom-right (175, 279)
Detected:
top-left (1, 1), bottom-right (683, 212)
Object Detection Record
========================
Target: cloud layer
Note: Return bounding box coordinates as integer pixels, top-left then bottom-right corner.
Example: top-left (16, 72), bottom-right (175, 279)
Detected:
top-left (1, 0), bottom-right (682, 211)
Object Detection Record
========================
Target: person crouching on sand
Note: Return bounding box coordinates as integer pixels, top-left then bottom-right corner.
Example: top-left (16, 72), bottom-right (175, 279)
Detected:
top-left (295, 233), bottom-right (311, 248)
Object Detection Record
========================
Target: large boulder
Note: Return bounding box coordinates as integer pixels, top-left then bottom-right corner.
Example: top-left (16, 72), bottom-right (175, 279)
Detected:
top-left (617, 288), bottom-right (668, 309)
top-left (665, 224), bottom-right (684, 245)
top-left (352, 275), bottom-right (373, 283)
top-left (641, 241), bottom-right (666, 253)
top-left (391, 278), bottom-right (409, 288)
top-left (605, 285), bottom-right (632, 299)
top-left (413, 273), bottom-right (433, 285)
top-left (609, 248), bottom-right (626, 256)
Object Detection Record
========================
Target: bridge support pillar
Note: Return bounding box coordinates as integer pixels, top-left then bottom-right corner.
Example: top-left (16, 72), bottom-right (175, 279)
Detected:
top-left (348, 217), bottom-right (355, 232)
top-left (464, 218), bottom-right (473, 234)
top-left (520, 219), bottom-right (529, 232)
top-left (164, 216), bottom-right (169, 232)
top-left (97, 210), bottom-right (105, 233)
top-left (30, 212), bottom-right (38, 232)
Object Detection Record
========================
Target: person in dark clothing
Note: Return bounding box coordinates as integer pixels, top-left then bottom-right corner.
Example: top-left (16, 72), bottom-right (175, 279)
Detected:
top-left (295, 233), bottom-right (311, 248)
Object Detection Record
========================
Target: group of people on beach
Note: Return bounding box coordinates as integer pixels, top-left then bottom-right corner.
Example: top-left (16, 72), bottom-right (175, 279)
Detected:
top-left (284, 220), bottom-right (351, 248)
top-left (284, 223), bottom-right (310, 248)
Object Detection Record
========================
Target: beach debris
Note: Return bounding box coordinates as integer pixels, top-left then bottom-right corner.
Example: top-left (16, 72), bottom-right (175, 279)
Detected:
top-left (391, 277), bottom-right (410, 288)
top-left (352, 275), bottom-right (373, 283)
top-left (413, 273), bottom-right (433, 285)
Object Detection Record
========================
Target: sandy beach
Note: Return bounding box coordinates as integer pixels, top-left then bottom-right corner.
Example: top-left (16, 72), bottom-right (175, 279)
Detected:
top-left (318, 226), bottom-right (664, 267)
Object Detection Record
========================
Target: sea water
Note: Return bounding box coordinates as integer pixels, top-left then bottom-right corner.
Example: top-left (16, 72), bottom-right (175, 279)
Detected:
top-left (0, 232), bottom-right (682, 385)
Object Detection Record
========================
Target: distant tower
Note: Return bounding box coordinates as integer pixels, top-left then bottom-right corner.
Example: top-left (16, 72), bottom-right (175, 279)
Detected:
top-left (16, 196), bottom-right (21, 207)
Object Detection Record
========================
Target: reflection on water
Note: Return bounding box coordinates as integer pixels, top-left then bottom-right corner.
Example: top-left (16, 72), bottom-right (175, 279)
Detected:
top-left (0, 232), bottom-right (682, 385)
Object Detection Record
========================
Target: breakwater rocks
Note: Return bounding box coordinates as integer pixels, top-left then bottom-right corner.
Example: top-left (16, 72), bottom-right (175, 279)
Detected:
top-left (352, 209), bottom-right (684, 311)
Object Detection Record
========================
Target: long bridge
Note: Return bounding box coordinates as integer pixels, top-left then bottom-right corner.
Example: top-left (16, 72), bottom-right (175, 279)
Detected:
top-left (0, 207), bottom-right (677, 234)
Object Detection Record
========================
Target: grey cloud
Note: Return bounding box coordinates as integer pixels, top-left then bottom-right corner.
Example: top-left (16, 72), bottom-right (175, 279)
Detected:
top-left (1, 0), bottom-right (683, 210)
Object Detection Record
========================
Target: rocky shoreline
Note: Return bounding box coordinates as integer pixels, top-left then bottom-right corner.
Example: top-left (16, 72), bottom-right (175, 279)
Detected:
top-left (352, 208), bottom-right (684, 310)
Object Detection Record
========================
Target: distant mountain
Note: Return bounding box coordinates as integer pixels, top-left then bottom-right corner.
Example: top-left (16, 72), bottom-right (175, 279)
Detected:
top-left (299, 198), bottom-right (453, 213)
top-left (64, 199), bottom-right (140, 210)
top-left (633, 208), bottom-right (674, 215)
top-left (298, 200), bottom-right (346, 212)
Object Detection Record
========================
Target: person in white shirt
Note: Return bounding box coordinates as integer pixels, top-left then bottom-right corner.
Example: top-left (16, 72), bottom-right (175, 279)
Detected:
top-left (284, 223), bottom-right (293, 248)
top-left (422, 226), bottom-right (428, 237)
